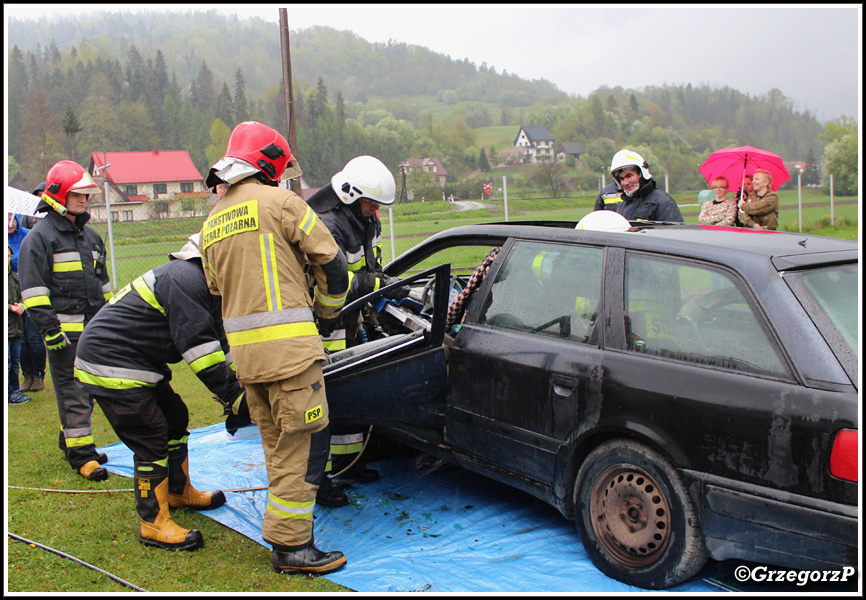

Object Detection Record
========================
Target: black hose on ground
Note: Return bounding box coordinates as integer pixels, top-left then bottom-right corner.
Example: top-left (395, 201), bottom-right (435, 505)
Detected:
top-left (7, 532), bottom-right (148, 592)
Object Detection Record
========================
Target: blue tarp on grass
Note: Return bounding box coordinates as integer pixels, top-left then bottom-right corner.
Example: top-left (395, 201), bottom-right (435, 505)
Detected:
top-left (100, 422), bottom-right (726, 593)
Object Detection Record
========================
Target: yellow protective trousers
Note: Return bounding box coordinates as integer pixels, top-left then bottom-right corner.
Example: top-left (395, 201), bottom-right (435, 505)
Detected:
top-left (244, 361), bottom-right (330, 547)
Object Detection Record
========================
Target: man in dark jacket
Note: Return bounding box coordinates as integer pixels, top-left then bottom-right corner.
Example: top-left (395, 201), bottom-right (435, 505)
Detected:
top-left (598, 149), bottom-right (683, 222)
top-left (306, 155), bottom-right (403, 507)
top-left (18, 160), bottom-right (113, 481)
top-left (75, 234), bottom-right (246, 551)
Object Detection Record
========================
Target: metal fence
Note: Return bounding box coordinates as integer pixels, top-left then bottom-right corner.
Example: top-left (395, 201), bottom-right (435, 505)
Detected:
top-left (87, 175), bottom-right (847, 291)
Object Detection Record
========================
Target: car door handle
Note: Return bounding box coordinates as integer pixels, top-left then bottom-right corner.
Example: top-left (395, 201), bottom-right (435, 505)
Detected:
top-left (553, 384), bottom-right (574, 396)
top-left (401, 382), bottom-right (425, 395)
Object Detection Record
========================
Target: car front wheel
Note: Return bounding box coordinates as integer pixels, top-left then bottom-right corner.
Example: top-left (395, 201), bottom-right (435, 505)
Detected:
top-left (574, 439), bottom-right (708, 589)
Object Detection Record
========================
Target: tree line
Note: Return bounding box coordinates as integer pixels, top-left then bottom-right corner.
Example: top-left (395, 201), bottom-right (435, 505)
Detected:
top-left (6, 11), bottom-right (857, 197)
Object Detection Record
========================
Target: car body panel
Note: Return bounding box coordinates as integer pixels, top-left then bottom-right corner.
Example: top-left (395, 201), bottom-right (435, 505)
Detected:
top-left (324, 221), bottom-right (858, 579)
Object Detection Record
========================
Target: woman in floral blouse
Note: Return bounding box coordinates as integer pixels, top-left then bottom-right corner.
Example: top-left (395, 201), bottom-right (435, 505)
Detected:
top-left (698, 177), bottom-right (737, 226)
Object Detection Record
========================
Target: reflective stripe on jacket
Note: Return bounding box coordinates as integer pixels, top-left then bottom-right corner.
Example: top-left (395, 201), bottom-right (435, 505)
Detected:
top-left (18, 203), bottom-right (111, 340)
top-left (202, 179), bottom-right (348, 383)
top-left (74, 258), bottom-right (241, 403)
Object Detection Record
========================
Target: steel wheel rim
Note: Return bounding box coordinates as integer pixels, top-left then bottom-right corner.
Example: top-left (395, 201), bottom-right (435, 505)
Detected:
top-left (588, 463), bottom-right (672, 567)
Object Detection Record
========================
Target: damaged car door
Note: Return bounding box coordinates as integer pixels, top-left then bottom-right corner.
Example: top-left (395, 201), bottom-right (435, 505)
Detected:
top-left (324, 264), bottom-right (451, 444)
top-left (446, 240), bottom-right (606, 492)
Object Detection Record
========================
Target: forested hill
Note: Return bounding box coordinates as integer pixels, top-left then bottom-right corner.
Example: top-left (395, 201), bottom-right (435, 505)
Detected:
top-left (6, 10), bottom-right (561, 104)
top-left (8, 10), bottom-right (830, 192)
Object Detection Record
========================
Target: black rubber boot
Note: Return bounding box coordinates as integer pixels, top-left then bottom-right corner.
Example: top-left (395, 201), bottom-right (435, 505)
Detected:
top-left (272, 539), bottom-right (346, 575)
top-left (316, 476), bottom-right (348, 508)
top-left (136, 459), bottom-right (204, 551)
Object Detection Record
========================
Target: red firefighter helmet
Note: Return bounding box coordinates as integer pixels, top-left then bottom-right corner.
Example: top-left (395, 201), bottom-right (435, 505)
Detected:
top-left (44, 160), bottom-right (100, 205)
top-left (206, 121), bottom-right (301, 190)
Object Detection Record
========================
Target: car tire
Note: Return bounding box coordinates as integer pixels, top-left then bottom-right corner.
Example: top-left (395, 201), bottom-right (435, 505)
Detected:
top-left (574, 439), bottom-right (708, 589)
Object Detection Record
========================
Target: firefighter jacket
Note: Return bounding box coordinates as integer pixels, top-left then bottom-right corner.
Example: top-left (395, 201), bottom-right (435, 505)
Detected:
top-left (606, 179), bottom-right (684, 223)
top-left (74, 257), bottom-right (241, 403)
top-left (201, 178), bottom-right (348, 383)
top-left (18, 199), bottom-right (112, 341)
top-left (307, 184), bottom-right (383, 276)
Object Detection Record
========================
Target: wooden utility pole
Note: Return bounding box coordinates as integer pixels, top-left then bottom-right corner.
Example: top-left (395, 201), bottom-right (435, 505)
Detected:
top-left (279, 9), bottom-right (299, 192)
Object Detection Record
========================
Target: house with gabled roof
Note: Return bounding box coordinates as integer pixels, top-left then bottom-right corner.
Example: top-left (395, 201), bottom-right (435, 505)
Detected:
top-left (87, 150), bottom-right (208, 222)
top-left (400, 157), bottom-right (448, 187)
top-left (514, 125), bottom-right (555, 164)
top-left (556, 142), bottom-right (585, 163)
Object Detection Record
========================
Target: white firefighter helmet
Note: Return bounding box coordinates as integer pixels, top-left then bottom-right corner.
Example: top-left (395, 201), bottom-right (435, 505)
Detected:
top-left (610, 149), bottom-right (652, 181)
top-left (576, 210), bottom-right (632, 232)
top-left (331, 156), bottom-right (396, 205)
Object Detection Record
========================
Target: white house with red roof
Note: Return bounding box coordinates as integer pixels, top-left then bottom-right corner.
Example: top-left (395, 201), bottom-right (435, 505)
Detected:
top-left (87, 150), bottom-right (208, 222)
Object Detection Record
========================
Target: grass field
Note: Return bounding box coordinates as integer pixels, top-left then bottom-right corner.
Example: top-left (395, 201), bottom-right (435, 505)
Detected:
top-left (7, 193), bottom-right (857, 593)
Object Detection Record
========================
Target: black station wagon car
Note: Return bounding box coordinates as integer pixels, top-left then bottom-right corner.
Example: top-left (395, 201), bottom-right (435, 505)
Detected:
top-left (322, 220), bottom-right (858, 589)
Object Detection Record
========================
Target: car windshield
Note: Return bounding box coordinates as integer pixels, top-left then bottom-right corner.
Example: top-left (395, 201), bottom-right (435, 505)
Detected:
top-left (784, 263), bottom-right (858, 374)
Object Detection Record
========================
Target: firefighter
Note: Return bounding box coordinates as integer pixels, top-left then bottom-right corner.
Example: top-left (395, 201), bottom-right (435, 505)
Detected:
top-left (306, 155), bottom-right (404, 507)
top-left (201, 121), bottom-right (349, 575)
top-left (74, 234), bottom-right (245, 551)
top-left (18, 160), bottom-right (113, 481)
top-left (600, 149), bottom-right (684, 222)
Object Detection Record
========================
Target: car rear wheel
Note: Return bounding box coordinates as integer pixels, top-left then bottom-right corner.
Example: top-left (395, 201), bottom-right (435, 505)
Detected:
top-left (574, 439), bottom-right (707, 589)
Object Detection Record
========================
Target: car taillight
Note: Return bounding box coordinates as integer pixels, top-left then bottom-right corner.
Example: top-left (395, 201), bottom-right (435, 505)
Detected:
top-left (829, 429), bottom-right (858, 482)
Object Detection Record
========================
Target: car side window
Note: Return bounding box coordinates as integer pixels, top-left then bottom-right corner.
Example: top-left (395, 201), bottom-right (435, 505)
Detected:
top-left (478, 241), bottom-right (603, 344)
top-left (624, 253), bottom-right (788, 378)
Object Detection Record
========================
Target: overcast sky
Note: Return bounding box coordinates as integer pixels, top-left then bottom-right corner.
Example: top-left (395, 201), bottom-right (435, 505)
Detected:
top-left (4, 3), bottom-right (862, 123)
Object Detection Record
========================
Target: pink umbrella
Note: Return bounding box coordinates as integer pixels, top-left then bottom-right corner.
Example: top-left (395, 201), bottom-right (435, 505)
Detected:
top-left (699, 145), bottom-right (791, 192)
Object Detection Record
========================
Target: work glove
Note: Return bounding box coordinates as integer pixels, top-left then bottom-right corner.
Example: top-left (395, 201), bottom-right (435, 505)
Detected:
top-left (216, 391), bottom-right (252, 435)
top-left (317, 315), bottom-right (339, 338)
top-left (379, 274), bottom-right (410, 301)
top-left (45, 331), bottom-right (70, 352)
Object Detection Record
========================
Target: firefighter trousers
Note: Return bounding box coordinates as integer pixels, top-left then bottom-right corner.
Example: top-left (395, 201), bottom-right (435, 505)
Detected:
top-left (48, 339), bottom-right (101, 469)
top-left (244, 361), bottom-right (330, 548)
top-left (93, 381), bottom-right (190, 463)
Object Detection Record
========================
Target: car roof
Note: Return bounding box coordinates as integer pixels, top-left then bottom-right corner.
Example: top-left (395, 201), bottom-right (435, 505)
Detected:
top-left (399, 221), bottom-right (857, 273)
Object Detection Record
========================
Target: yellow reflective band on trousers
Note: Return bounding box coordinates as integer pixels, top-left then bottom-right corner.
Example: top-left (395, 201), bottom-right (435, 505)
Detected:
top-left (322, 338), bottom-right (347, 352)
top-left (266, 492), bottom-right (315, 520)
top-left (65, 434), bottom-right (96, 448)
top-left (331, 433), bottom-right (364, 455)
top-left (260, 233), bottom-right (283, 312)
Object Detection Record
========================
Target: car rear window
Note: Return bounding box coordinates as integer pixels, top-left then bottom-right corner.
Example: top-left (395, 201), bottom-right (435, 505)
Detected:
top-left (783, 263), bottom-right (858, 375)
top-left (624, 253), bottom-right (789, 378)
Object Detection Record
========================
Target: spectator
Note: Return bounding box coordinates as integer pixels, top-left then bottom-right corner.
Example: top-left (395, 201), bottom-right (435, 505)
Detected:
top-left (201, 121), bottom-right (349, 575)
top-left (733, 174), bottom-right (754, 202)
top-left (8, 245), bottom-right (30, 405)
top-left (738, 169), bottom-right (779, 230)
top-left (597, 149), bottom-right (683, 222)
top-left (698, 177), bottom-right (738, 226)
top-left (11, 191), bottom-right (48, 394)
top-left (18, 160), bottom-right (112, 481)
